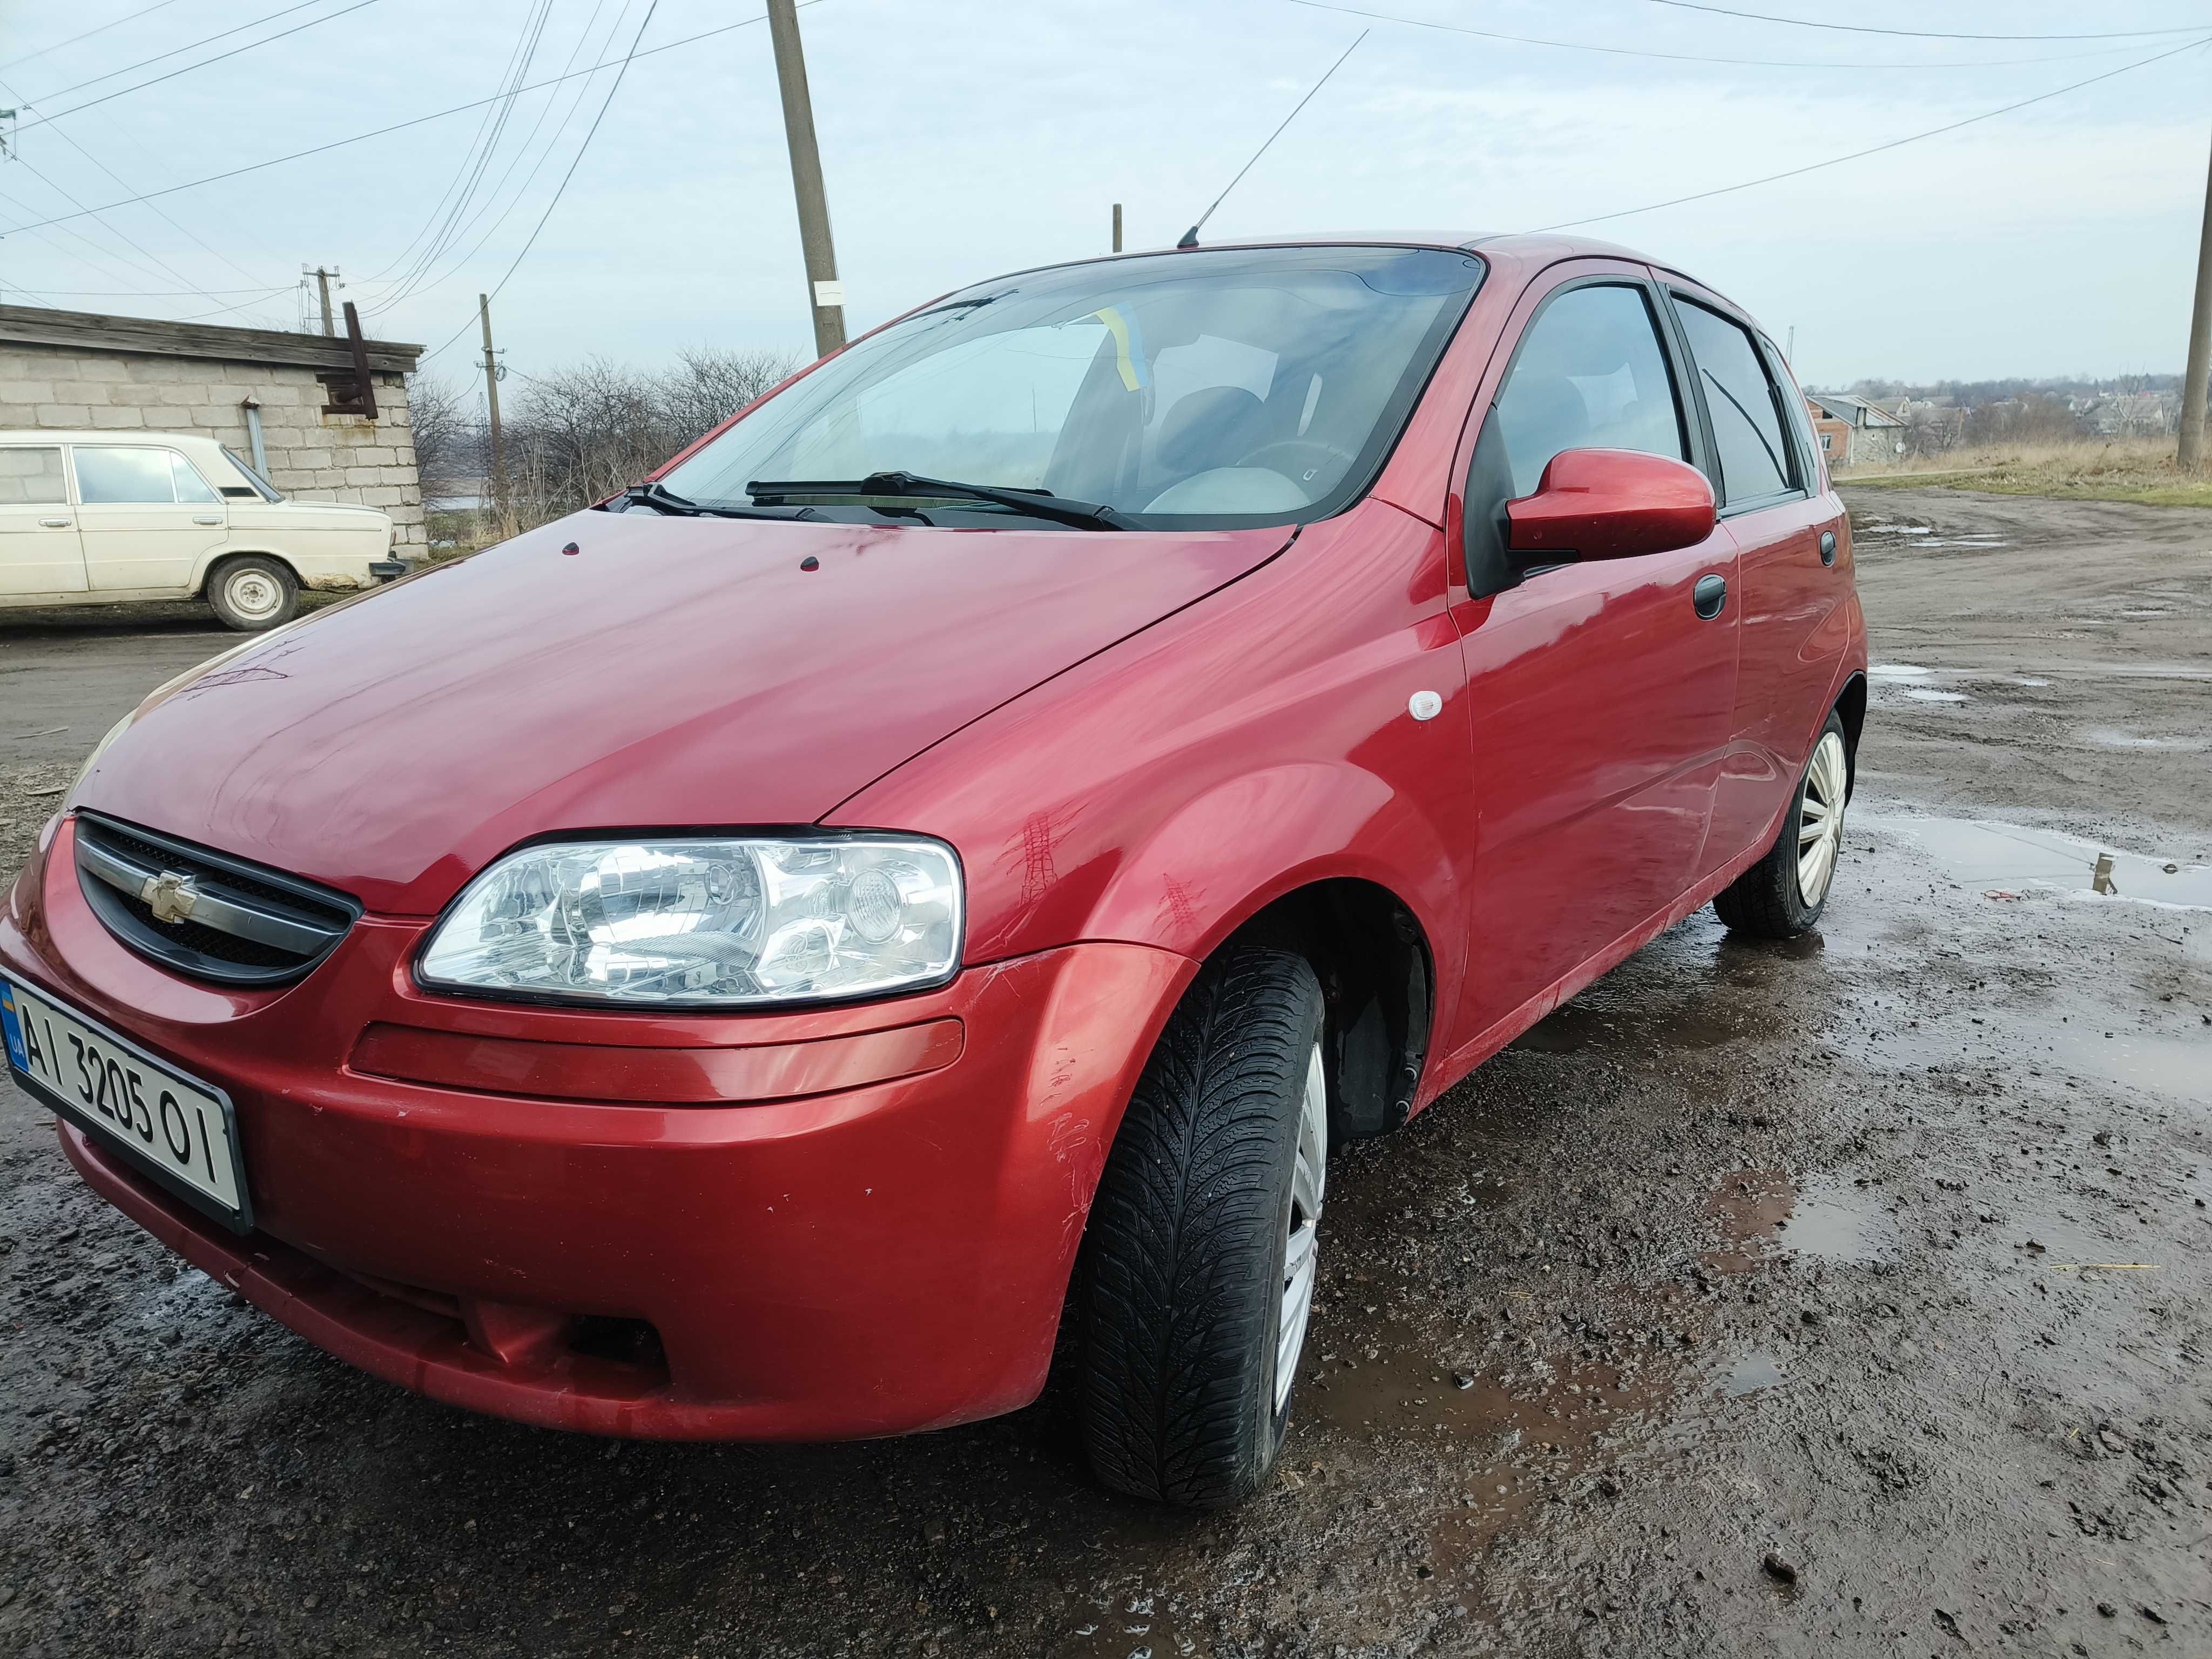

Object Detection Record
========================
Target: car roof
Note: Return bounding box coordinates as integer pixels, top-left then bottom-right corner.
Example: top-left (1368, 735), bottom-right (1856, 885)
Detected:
top-left (0, 429), bottom-right (230, 450)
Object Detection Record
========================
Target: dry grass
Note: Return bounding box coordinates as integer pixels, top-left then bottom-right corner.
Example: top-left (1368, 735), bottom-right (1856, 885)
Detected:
top-left (1839, 437), bottom-right (2212, 507)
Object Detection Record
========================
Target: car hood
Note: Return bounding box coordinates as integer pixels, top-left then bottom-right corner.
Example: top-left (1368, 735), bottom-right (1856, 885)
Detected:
top-left (76, 510), bottom-right (1292, 914)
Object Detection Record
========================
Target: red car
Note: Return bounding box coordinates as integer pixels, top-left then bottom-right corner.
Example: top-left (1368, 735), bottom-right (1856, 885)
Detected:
top-left (3, 234), bottom-right (1863, 1506)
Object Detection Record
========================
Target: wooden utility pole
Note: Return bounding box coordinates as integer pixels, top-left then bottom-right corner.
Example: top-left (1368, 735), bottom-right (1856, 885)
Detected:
top-left (765, 0), bottom-right (845, 358)
top-left (478, 293), bottom-right (507, 524)
top-left (1112, 202), bottom-right (1123, 253)
top-left (2180, 128), bottom-right (2212, 469)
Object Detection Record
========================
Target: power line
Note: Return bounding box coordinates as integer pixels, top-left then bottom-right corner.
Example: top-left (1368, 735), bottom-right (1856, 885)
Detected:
top-left (15, 0), bottom-right (383, 133)
top-left (1286, 0), bottom-right (2157, 69)
top-left (1527, 31), bottom-right (2212, 234)
top-left (0, 2), bottom-right (187, 76)
top-left (355, 0), bottom-right (565, 291)
top-left (1638, 0), bottom-right (2212, 42)
top-left (0, 68), bottom-right (286, 308)
top-left (22, 0), bottom-right (346, 106)
top-left (1, 284), bottom-right (292, 297)
top-left (3, 5), bottom-right (812, 236)
top-left (3, 149), bottom-right (252, 316)
top-left (418, 3), bottom-right (659, 365)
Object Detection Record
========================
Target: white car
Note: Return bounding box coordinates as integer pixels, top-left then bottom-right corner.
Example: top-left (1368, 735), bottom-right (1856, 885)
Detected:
top-left (0, 430), bottom-right (404, 631)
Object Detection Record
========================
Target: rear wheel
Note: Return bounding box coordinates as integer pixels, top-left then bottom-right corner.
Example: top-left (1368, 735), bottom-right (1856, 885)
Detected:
top-left (207, 555), bottom-right (298, 632)
top-left (1714, 710), bottom-right (1851, 938)
top-left (1077, 946), bottom-right (1326, 1507)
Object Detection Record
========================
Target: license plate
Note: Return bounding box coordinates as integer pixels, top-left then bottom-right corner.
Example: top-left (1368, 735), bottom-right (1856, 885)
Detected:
top-left (2, 977), bottom-right (251, 1232)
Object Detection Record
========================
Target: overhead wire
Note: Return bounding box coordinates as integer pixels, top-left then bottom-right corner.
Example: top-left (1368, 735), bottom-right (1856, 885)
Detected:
top-left (355, 0), bottom-right (560, 311)
top-left (354, 0), bottom-right (563, 290)
top-left (364, 1), bottom-right (631, 316)
top-left (20, 0), bottom-right (354, 107)
top-left (1285, 0), bottom-right (2161, 69)
top-left (1637, 1), bottom-right (2212, 42)
top-left (1, 5), bottom-right (812, 238)
top-left (417, 2), bottom-right (660, 365)
top-left (0, 2), bottom-right (187, 76)
top-left (14, 0), bottom-right (383, 133)
top-left (1525, 30), bottom-right (2212, 233)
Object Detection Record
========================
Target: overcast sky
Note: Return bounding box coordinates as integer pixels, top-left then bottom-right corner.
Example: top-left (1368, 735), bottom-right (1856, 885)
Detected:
top-left (1, 0), bottom-right (2208, 397)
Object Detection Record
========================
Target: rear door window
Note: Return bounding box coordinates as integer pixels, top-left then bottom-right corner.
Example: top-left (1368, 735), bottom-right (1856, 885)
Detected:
top-left (1673, 299), bottom-right (1798, 505)
top-left (1492, 283), bottom-right (1687, 498)
top-left (0, 446), bottom-right (68, 504)
top-left (74, 447), bottom-right (178, 504)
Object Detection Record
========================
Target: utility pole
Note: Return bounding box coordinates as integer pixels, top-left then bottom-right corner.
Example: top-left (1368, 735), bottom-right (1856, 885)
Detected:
top-left (2180, 127), bottom-right (2212, 469)
top-left (304, 265), bottom-right (340, 336)
top-left (765, 0), bottom-right (845, 358)
top-left (1112, 202), bottom-right (1122, 253)
top-left (478, 293), bottom-right (507, 526)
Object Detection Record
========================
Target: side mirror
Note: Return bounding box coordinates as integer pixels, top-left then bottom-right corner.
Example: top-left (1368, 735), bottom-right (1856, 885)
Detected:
top-left (1504, 448), bottom-right (1716, 564)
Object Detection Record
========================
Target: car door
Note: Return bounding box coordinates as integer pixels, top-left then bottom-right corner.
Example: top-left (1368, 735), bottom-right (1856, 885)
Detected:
top-left (71, 444), bottom-right (230, 594)
top-left (0, 443), bottom-right (89, 597)
top-left (1662, 288), bottom-right (1850, 871)
top-left (1443, 269), bottom-right (1740, 1056)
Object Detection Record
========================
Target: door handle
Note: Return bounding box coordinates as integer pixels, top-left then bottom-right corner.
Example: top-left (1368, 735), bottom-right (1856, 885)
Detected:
top-left (39, 517), bottom-right (71, 529)
top-left (192, 515), bottom-right (224, 525)
top-left (1819, 530), bottom-right (1837, 566)
top-left (1693, 573), bottom-right (1728, 619)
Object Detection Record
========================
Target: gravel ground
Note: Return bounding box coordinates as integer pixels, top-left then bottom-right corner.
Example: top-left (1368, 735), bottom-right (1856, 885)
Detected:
top-left (1, 488), bottom-right (2207, 1657)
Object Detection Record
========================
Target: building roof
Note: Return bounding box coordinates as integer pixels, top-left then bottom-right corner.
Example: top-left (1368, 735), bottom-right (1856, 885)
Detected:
top-left (0, 305), bottom-right (422, 375)
top-left (1808, 392), bottom-right (1906, 428)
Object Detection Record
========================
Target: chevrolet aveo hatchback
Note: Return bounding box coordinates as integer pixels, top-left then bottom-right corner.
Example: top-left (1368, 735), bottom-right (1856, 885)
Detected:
top-left (3, 235), bottom-right (1864, 1506)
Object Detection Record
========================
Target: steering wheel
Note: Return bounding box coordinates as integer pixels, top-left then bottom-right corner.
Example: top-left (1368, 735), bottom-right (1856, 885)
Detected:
top-left (1237, 438), bottom-right (1360, 493)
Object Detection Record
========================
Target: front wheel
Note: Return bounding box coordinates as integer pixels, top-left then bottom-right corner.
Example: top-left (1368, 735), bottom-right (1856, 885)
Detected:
top-left (1714, 710), bottom-right (1851, 938)
top-left (207, 555), bottom-right (299, 632)
top-left (1077, 946), bottom-right (1327, 1507)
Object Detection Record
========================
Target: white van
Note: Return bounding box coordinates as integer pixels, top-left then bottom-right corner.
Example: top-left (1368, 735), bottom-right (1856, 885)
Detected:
top-left (0, 430), bottom-right (403, 631)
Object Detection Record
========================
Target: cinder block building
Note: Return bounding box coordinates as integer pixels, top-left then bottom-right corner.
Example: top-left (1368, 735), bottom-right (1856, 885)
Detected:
top-left (0, 306), bottom-right (427, 555)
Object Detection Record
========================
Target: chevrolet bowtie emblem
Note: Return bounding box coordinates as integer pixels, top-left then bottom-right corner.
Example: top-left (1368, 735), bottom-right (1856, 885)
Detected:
top-left (140, 870), bottom-right (200, 925)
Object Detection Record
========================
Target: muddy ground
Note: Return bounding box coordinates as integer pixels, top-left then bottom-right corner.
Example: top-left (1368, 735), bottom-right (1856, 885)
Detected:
top-left (0, 488), bottom-right (2206, 1657)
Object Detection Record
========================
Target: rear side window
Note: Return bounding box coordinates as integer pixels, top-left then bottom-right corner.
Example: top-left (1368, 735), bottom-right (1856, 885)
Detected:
top-left (1492, 284), bottom-right (1686, 498)
top-left (0, 446), bottom-right (68, 504)
top-left (75, 447), bottom-right (177, 504)
top-left (1673, 299), bottom-right (1797, 504)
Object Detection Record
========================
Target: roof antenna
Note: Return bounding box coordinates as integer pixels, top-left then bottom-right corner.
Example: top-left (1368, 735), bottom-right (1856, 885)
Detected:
top-left (1177, 30), bottom-right (1369, 250)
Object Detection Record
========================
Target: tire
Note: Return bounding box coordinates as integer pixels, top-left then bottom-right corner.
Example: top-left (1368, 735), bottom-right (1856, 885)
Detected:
top-left (207, 555), bottom-right (298, 632)
top-left (1714, 710), bottom-right (1851, 939)
top-left (1078, 946), bottom-right (1327, 1507)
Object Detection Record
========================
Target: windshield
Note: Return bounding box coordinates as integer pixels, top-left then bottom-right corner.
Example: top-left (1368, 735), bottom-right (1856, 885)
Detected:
top-left (659, 245), bottom-right (1484, 528)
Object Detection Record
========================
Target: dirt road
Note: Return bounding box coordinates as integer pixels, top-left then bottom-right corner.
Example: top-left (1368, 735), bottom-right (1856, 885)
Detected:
top-left (1, 489), bottom-right (2206, 1657)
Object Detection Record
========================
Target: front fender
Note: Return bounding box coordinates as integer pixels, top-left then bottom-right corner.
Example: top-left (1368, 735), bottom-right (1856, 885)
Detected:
top-left (1081, 761), bottom-right (1458, 968)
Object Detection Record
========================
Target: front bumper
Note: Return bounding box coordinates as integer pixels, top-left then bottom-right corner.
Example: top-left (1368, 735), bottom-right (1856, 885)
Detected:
top-left (5, 815), bottom-right (1191, 1439)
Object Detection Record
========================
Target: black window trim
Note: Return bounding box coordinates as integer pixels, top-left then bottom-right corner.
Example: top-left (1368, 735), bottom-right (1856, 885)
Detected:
top-left (1657, 286), bottom-right (1810, 520)
top-left (1462, 268), bottom-right (1706, 599)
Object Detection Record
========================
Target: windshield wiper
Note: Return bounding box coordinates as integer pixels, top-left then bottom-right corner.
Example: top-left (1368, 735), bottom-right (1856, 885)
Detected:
top-left (618, 481), bottom-right (821, 521)
top-left (745, 470), bottom-right (1138, 531)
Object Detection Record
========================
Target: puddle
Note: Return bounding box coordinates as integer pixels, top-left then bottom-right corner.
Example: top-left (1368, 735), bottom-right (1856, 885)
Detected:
top-left (1510, 989), bottom-right (1750, 1055)
top-left (2083, 727), bottom-right (2209, 752)
top-left (1704, 1167), bottom-right (1901, 1270)
top-left (1870, 663), bottom-right (1934, 679)
top-left (1902, 689), bottom-right (1969, 703)
top-left (1722, 1350), bottom-right (1784, 1397)
top-left (1866, 815), bottom-right (2212, 909)
top-left (2041, 1023), bottom-right (2210, 1101)
top-left (1858, 524), bottom-right (1932, 537)
top-left (2011, 677), bottom-right (2052, 687)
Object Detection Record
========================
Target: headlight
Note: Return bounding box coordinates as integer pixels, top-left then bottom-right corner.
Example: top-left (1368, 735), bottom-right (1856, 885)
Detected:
top-left (417, 835), bottom-right (963, 1008)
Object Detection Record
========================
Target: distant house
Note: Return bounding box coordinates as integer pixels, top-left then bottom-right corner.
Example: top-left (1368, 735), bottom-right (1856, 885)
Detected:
top-left (1806, 392), bottom-right (1908, 469)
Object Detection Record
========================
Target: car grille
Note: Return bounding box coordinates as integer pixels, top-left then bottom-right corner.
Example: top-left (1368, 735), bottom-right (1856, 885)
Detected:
top-left (73, 811), bottom-right (361, 987)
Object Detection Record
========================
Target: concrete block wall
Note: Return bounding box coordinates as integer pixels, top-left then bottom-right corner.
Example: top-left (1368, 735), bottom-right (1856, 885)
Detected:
top-left (0, 342), bottom-right (424, 552)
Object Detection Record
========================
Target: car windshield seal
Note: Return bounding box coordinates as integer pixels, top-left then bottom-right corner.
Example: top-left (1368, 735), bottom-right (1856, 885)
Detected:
top-left (744, 471), bottom-right (1137, 531)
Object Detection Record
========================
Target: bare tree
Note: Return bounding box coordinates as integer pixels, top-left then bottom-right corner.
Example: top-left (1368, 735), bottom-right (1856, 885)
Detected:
top-left (404, 372), bottom-right (477, 484)
top-left (498, 347), bottom-right (802, 529)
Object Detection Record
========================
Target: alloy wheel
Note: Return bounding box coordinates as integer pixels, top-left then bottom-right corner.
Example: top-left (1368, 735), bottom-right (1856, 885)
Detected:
top-left (1276, 1040), bottom-right (1327, 1413)
top-left (1796, 730), bottom-right (1849, 906)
